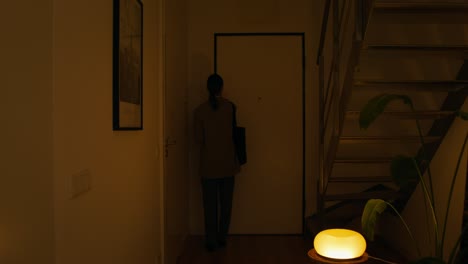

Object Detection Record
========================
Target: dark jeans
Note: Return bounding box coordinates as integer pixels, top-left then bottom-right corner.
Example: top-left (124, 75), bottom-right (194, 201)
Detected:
top-left (201, 176), bottom-right (235, 246)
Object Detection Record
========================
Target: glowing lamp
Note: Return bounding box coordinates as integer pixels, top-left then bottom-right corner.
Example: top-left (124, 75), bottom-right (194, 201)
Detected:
top-left (308, 229), bottom-right (368, 263)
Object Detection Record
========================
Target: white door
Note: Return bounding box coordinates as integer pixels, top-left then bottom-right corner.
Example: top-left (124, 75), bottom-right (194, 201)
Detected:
top-left (217, 35), bottom-right (304, 234)
top-left (163, 63), bottom-right (188, 261)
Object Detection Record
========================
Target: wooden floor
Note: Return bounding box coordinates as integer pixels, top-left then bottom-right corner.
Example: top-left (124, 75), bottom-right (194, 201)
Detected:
top-left (178, 235), bottom-right (407, 264)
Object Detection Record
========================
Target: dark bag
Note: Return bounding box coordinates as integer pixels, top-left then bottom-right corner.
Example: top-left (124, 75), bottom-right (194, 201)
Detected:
top-left (232, 103), bottom-right (247, 165)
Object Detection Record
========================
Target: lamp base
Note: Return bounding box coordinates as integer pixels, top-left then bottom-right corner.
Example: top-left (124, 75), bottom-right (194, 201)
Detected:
top-left (308, 249), bottom-right (368, 263)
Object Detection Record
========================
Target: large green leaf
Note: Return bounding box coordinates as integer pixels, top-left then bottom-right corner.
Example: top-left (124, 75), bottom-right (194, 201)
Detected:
top-left (449, 222), bottom-right (468, 264)
top-left (456, 110), bottom-right (468, 120)
top-left (453, 247), bottom-right (468, 264)
top-left (410, 257), bottom-right (446, 264)
top-left (454, 246), bottom-right (468, 264)
top-left (359, 94), bottom-right (412, 129)
top-left (391, 155), bottom-right (419, 191)
top-left (361, 199), bottom-right (387, 241)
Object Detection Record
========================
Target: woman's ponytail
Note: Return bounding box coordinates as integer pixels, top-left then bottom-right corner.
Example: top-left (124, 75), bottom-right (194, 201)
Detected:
top-left (207, 74), bottom-right (224, 110)
top-left (209, 93), bottom-right (218, 110)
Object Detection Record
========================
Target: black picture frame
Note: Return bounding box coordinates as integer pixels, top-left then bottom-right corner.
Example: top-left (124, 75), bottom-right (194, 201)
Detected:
top-left (113, 0), bottom-right (143, 130)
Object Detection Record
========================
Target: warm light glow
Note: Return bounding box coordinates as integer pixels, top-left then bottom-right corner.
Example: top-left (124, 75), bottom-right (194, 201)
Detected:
top-left (313, 229), bottom-right (366, 260)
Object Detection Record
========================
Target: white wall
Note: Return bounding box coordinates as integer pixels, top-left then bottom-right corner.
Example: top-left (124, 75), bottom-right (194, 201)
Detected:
top-left (1, 1), bottom-right (166, 263)
top-left (187, 0), bottom-right (323, 234)
top-left (53, 0), bottom-right (163, 263)
top-left (0, 1), bottom-right (55, 263)
top-left (381, 99), bottom-right (468, 261)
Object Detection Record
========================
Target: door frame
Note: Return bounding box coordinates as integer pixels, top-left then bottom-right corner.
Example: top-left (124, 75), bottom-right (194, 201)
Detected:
top-left (214, 32), bottom-right (306, 234)
top-left (158, 0), bottom-right (166, 261)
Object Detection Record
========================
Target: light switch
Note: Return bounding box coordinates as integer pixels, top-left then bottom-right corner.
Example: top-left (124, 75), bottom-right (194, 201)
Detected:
top-left (70, 169), bottom-right (92, 199)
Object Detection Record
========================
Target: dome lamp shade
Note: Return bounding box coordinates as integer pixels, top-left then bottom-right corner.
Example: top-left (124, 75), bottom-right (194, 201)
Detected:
top-left (313, 229), bottom-right (367, 260)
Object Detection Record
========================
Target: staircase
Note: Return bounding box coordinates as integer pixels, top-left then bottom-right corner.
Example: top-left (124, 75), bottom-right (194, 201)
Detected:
top-left (314, 0), bottom-right (468, 252)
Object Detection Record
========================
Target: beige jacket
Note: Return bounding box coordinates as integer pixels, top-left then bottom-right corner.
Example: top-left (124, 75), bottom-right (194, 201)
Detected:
top-left (194, 97), bottom-right (241, 179)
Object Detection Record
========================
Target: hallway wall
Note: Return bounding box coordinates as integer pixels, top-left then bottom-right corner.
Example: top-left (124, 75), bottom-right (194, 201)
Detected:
top-left (187, 0), bottom-right (323, 235)
top-left (0, 1), bottom-right (55, 263)
top-left (52, 0), bottom-right (163, 263)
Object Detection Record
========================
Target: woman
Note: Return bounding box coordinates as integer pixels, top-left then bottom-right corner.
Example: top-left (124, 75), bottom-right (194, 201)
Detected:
top-left (194, 73), bottom-right (240, 251)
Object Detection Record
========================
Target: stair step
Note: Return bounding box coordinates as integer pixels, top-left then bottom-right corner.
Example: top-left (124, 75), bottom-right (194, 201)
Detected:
top-left (346, 110), bottom-right (455, 120)
top-left (354, 80), bottom-right (468, 91)
top-left (335, 158), bottom-right (393, 164)
top-left (340, 136), bottom-right (440, 143)
top-left (362, 45), bottom-right (468, 58)
top-left (372, 2), bottom-right (468, 24)
top-left (374, 2), bottom-right (468, 12)
top-left (329, 176), bottom-right (394, 183)
top-left (324, 191), bottom-right (401, 201)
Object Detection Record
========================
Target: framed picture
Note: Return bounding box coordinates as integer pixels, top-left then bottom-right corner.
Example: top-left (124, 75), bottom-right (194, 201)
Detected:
top-left (113, 0), bottom-right (143, 130)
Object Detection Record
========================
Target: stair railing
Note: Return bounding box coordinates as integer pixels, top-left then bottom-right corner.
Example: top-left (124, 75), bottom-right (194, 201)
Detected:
top-left (316, 0), bottom-right (374, 227)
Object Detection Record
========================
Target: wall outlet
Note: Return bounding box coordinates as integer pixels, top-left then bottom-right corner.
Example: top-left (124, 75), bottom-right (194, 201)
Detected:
top-left (69, 169), bottom-right (92, 199)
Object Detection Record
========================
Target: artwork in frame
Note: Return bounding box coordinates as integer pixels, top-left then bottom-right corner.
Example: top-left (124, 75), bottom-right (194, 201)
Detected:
top-left (113, 0), bottom-right (143, 130)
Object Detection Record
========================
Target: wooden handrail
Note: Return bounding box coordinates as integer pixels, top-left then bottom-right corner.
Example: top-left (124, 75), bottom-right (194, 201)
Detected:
top-left (316, 0), bottom-right (332, 65)
top-left (316, 0), bottom-right (375, 210)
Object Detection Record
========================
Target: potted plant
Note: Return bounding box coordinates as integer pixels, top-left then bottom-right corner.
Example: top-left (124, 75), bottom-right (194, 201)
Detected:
top-left (359, 94), bottom-right (468, 264)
